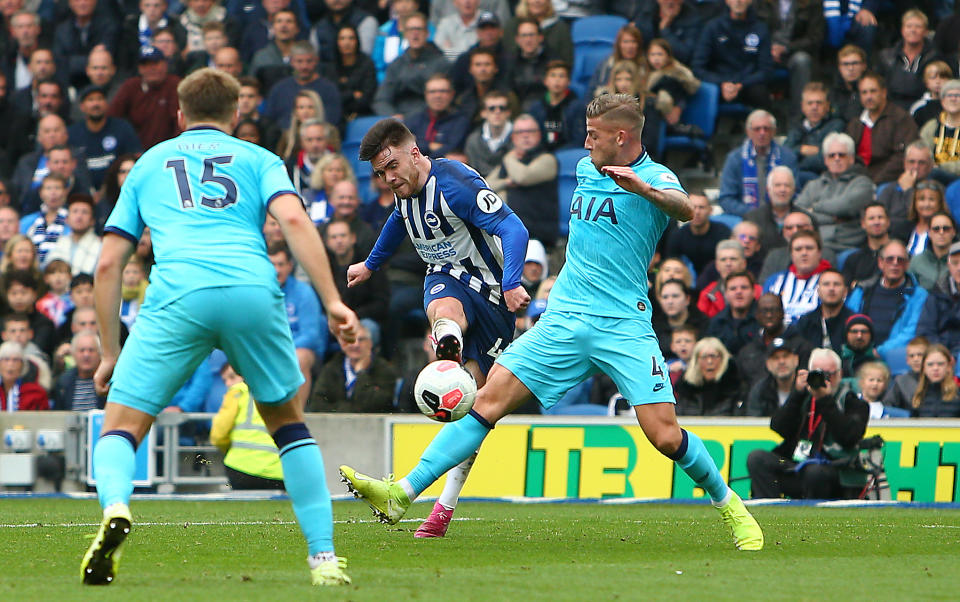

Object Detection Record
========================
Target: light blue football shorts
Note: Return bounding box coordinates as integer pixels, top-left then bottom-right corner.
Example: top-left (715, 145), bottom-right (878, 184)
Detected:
top-left (496, 309), bottom-right (675, 409)
top-left (108, 285), bottom-right (304, 415)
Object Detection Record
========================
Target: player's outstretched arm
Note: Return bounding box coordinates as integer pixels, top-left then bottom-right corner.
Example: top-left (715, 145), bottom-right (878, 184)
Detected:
top-left (93, 233), bottom-right (136, 395)
top-left (270, 193), bottom-right (360, 342)
top-left (601, 165), bottom-right (694, 222)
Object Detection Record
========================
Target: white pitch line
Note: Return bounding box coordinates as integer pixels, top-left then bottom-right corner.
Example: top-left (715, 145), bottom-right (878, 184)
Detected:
top-left (0, 517), bottom-right (484, 529)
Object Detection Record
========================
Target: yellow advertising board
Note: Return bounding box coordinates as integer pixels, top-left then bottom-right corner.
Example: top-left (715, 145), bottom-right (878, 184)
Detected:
top-left (391, 419), bottom-right (960, 502)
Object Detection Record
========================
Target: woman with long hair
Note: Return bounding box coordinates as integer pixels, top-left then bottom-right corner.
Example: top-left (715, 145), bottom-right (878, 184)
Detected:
top-left (590, 24), bottom-right (646, 98)
top-left (674, 337), bottom-right (744, 415)
top-left (97, 154), bottom-right (139, 235)
top-left (653, 278), bottom-right (710, 359)
top-left (321, 23), bottom-right (377, 121)
top-left (305, 153), bottom-right (357, 225)
top-left (646, 38), bottom-right (701, 133)
top-left (910, 344), bottom-right (960, 417)
top-left (653, 257), bottom-right (694, 299)
top-left (897, 179), bottom-right (950, 255)
top-left (275, 89), bottom-right (326, 161)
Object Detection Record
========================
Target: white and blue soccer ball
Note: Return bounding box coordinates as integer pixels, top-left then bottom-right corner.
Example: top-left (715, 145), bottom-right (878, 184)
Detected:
top-left (414, 360), bottom-right (477, 422)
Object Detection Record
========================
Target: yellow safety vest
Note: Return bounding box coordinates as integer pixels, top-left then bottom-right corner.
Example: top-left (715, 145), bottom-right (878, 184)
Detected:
top-left (223, 383), bottom-right (283, 481)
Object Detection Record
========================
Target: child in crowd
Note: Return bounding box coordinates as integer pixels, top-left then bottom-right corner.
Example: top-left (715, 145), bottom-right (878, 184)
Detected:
top-left (911, 60), bottom-right (953, 128)
top-left (883, 336), bottom-right (928, 410)
top-left (667, 325), bottom-right (698, 388)
top-left (856, 361), bottom-right (903, 420)
top-left (645, 38), bottom-right (702, 137)
top-left (21, 174), bottom-right (70, 266)
top-left (5, 269), bottom-right (56, 358)
top-left (120, 256), bottom-right (149, 329)
top-left (36, 259), bottom-right (73, 327)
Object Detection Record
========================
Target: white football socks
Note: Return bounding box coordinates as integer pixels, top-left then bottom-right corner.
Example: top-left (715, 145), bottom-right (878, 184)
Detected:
top-left (431, 318), bottom-right (463, 351)
top-left (437, 451), bottom-right (478, 510)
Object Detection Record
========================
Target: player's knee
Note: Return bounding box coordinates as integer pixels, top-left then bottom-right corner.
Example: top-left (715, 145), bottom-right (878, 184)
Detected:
top-left (427, 298), bottom-right (467, 328)
top-left (649, 426), bottom-right (683, 457)
top-left (296, 348), bottom-right (315, 370)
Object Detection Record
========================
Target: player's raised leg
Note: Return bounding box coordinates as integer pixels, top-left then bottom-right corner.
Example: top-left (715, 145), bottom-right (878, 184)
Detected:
top-left (415, 357), bottom-right (485, 538)
top-left (340, 363), bottom-right (532, 524)
top-left (81, 403), bottom-right (151, 584)
top-left (634, 402), bottom-right (763, 551)
top-left (257, 401), bottom-right (350, 585)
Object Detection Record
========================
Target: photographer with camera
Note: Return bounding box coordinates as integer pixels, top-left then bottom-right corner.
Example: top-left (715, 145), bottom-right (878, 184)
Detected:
top-left (746, 348), bottom-right (869, 499)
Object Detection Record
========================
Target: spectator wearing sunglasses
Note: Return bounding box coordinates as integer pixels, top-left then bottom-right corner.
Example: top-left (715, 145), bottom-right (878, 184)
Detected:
top-left (465, 90), bottom-right (514, 175)
top-left (845, 239), bottom-right (928, 356)
top-left (795, 132), bottom-right (874, 253)
top-left (908, 211), bottom-right (957, 290)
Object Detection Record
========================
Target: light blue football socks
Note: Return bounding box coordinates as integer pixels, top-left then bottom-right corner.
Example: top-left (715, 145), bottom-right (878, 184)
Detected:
top-left (670, 429), bottom-right (730, 503)
top-left (273, 423), bottom-right (334, 555)
top-left (93, 431), bottom-right (137, 509)
top-left (404, 410), bottom-right (492, 497)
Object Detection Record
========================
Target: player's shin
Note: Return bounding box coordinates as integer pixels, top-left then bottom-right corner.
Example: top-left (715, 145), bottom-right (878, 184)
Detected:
top-left (667, 429), bottom-right (731, 505)
top-left (273, 423), bottom-right (335, 556)
top-left (437, 451), bottom-right (478, 510)
top-left (402, 411), bottom-right (492, 499)
top-left (93, 431), bottom-right (137, 509)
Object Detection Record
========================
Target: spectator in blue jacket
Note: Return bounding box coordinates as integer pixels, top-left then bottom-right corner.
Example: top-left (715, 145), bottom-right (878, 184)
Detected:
top-left (634, 0), bottom-right (703, 66)
top-left (67, 86), bottom-right (143, 190)
top-left (692, 0), bottom-right (774, 109)
top-left (845, 239), bottom-right (928, 357)
top-left (268, 240), bottom-right (325, 405)
top-left (718, 109), bottom-right (798, 216)
top-left (406, 73), bottom-right (471, 158)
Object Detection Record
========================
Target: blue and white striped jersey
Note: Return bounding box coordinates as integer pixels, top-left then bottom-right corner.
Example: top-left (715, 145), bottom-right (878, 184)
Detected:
top-left (366, 158), bottom-right (527, 307)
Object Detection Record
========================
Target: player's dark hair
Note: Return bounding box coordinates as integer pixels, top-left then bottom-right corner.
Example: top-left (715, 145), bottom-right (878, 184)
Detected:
top-left (177, 67), bottom-right (240, 126)
top-left (358, 118), bottom-right (415, 162)
top-left (267, 240), bottom-right (292, 261)
top-left (6, 269), bottom-right (38, 291)
top-left (2, 312), bottom-right (31, 329)
top-left (71, 273), bottom-right (94, 289)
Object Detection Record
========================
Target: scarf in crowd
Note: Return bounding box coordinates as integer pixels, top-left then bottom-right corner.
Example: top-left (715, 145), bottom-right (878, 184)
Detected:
top-left (740, 139), bottom-right (784, 209)
top-left (824, 0), bottom-right (864, 48)
top-left (4, 380), bottom-right (20, 412)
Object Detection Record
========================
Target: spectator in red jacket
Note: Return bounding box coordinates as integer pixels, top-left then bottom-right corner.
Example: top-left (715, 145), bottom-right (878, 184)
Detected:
top-left (0, 341), bottom-right (49, 411)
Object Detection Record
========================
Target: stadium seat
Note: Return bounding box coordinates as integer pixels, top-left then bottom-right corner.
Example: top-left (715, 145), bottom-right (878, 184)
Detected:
top-left (556, 148), bottom-right (589, 238)
top-left (711, 213), bottom-right (742, 230)
top-left (571, 42), bottom-right (613, 99)
top-left (717, 102), bottom-right (751, 119)
top-left (946, 180), bottom-right (960, 218)
top-left (571, 15), bottom-right (627, 44)
top-left (881, 345), bottom-right (909, 376)
top-left (344, 115), bottom-right (381, 145)
top-left (836, 247), bottom-right (857, 270)
top-left (662, 82), bottom-right (718, 155)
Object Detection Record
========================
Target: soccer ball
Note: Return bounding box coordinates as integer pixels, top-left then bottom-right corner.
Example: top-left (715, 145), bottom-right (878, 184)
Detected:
top-left (414, 360), bottom-right (477, 422)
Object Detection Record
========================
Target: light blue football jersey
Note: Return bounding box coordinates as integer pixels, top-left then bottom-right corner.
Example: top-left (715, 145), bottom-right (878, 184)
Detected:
top-left (105, 126), bottom-right (297, 310)
top-left (548, 152), bottom-right (686, 319)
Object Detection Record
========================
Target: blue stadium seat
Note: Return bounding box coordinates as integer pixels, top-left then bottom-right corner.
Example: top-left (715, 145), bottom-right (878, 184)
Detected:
top-left (571, 15), bottom-right (627, 44)
top-left (556, 148), bottom-right (589, 237)
top-left (571, 42), bottom-right (612, 99)
top-left (717, 102), bottom-right (751, 118)
top-left (711, 213), bottom-right (741, 230)
top-left (344, 115), bottom-right (381, 144)
top-left (662, 82), bottom-right (718, 154)
top-left (836, 247), bottom-right (857, 270)
top-left (881, 345), bottom-right (909, 376)
top-left (342, 139), bottom-right (362, 165)
top-left (946, 179), bottom-right (960, 218)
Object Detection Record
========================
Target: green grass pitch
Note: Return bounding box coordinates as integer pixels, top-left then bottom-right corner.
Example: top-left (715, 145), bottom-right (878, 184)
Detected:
top-left (1, 498), bottom-right (957, 601)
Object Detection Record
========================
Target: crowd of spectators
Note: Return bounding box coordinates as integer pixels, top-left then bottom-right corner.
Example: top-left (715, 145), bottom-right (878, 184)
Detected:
top-left (2, 0), bottom-right (960, 425)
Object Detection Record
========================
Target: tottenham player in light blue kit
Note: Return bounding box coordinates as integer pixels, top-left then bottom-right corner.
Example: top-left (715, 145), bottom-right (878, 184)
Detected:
top-left (80, 68), bottom-right (359, 586)
top-left (343, 118), bottom-right (530, 538)
top-left (340, 94), bottom-right (764, 551)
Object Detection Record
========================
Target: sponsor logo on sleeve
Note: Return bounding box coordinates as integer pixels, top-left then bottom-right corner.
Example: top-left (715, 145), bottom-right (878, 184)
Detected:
top-left (476, 190), bottom-right (504, 214)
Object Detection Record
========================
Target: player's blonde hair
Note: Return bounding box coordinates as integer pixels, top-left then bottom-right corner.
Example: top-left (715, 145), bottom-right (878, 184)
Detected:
top-left (177, 67), bottom-right (240, 126)
top-left (585, 93), bottom-right (645, 134)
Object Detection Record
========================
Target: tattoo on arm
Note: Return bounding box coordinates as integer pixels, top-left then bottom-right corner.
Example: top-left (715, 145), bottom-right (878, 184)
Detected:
top-left (647, 189), bottom-right (693, 222)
